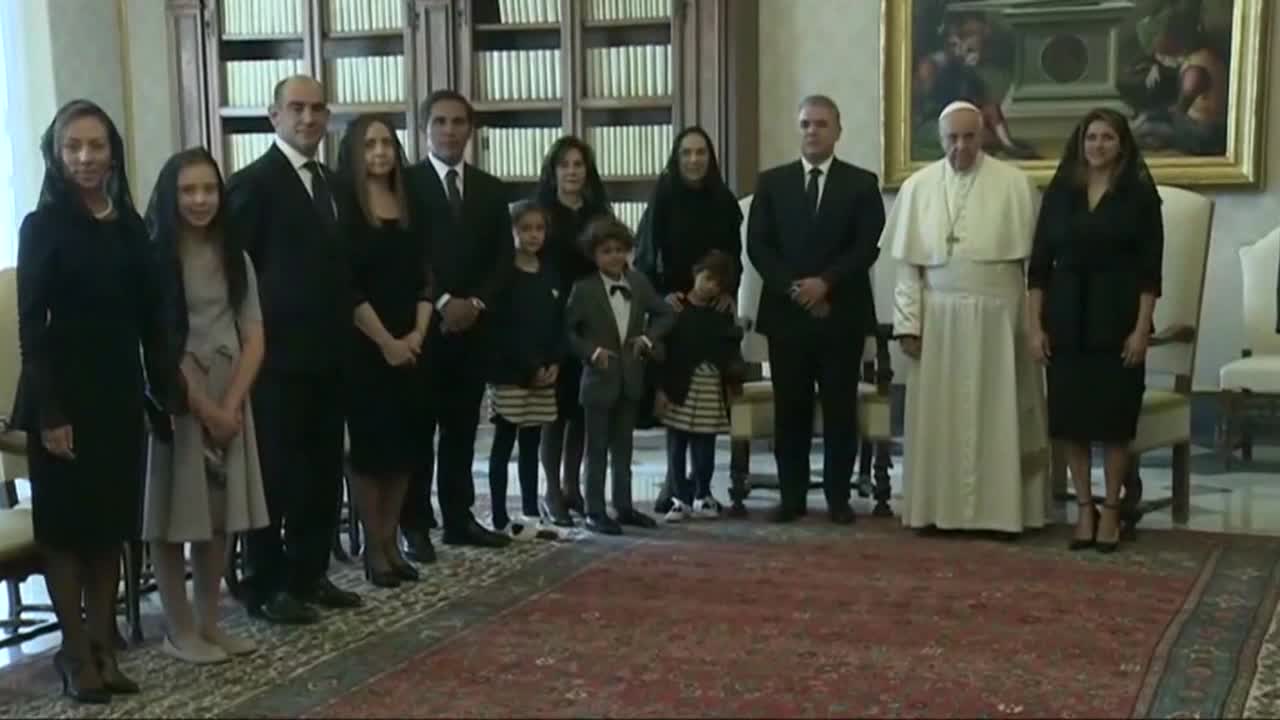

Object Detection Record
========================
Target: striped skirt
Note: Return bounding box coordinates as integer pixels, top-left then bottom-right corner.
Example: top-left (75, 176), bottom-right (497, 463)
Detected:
top-left (489, 384), bottom-right (558, 427)
top-left (662, 363), bottom-right (729, 434)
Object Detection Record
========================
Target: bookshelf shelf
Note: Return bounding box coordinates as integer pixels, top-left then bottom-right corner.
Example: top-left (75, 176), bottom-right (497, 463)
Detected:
top-left (168, 0), bottom-right (758, 194)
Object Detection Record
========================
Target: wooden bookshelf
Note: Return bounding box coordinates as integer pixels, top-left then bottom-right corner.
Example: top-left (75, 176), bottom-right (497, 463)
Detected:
top-left (166, 0), bottom-right (758, 194)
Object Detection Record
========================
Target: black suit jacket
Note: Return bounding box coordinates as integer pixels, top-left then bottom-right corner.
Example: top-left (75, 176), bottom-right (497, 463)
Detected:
top-left (746, 158), bottom-right (884, 341)
top-left (409, 161), bottom-right (513, 359)
top-left (225, 144), bottom-right (350, 375)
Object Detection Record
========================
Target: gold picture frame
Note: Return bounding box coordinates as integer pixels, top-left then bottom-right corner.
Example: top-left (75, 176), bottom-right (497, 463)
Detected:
top-left (881, 0), bottom-right (1271, 188)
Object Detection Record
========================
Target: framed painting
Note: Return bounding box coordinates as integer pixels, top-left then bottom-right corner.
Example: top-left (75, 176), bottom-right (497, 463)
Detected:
top-left (881, 0), bottom-right (1271, 188)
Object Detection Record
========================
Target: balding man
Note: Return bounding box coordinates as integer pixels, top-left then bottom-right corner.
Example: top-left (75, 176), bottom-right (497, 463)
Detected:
top-left (226, 75), bottom-right (361, 624)
top-left (881, 100), bottom-right (1050, 535)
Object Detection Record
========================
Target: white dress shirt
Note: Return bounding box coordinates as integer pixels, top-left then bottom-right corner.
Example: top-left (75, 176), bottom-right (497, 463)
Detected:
top-left (603, 272), bottom-right (631, 341)
top-left (274, 136), bottom-right (320, 196)
top-left (800, 154), bottom-right (835, 207)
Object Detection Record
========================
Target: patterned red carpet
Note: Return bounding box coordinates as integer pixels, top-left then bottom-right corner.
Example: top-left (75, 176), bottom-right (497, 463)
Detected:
top-left (273, 521), bottom-right (1279, 719)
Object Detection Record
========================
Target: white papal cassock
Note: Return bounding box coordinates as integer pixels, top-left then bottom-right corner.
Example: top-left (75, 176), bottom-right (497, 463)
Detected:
top-left (882, 152), bottom-right (1051, 532)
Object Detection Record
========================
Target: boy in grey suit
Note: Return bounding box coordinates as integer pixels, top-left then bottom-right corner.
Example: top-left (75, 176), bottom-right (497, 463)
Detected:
top-left (566, 217), bottom-right (676, 535)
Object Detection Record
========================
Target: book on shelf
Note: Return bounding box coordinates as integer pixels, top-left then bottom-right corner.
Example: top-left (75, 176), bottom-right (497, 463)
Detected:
top-left (225, 59), bottom-right (308, 109)
top-left (475, 50), bottom-right (562, 102)
top-left (477, 127), bottom-right (564, 179)
top-left (222, 0), bottom-right (304, 37)
top-left (586, 45), bottom-right (671, 98)
top-left (612, 201), bottom-right (645, 233)
top-left (329, 56), bottom-right (406, 104)
top-left (327, 0), bottom-right (405, 32)
top-left (496, 0), bottom-right (561, 23)
top-left (585, 0), bottom-right (671, 21)
top-left (585, 124), bottom-right (672, 178)
top-left (225, 129), bottom-right (408, 175)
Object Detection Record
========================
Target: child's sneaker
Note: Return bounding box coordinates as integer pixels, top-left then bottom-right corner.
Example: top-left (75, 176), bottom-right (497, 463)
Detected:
top-left (693, 495), bottom-right (723, 519)
top-left (664, 498), bottom-right (690, 523)
top-left (510, 514), bottom-right (563, 541)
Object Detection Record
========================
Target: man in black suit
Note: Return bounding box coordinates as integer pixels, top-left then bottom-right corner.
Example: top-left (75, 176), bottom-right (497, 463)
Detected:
top-left (746, 94), bottom-right (886, 524)
top-left (400, 90), bottom-right (513, 555)
top-left (226, 75), bottom-right (361, 624)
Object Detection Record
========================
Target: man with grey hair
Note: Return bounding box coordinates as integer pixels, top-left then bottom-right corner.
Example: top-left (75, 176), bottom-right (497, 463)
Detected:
top-left (746, 94), bottom-right (884, 524)
top-left (881, 100), bottom-right (1050, 535)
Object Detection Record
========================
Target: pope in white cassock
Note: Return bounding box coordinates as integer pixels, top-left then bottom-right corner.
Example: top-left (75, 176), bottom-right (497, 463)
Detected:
top-left (881, 101), bottom-right (1051, 534)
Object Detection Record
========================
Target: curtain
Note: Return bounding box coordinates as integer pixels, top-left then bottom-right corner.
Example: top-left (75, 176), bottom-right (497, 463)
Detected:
top-left (0, 0), bottom-right (33, 269)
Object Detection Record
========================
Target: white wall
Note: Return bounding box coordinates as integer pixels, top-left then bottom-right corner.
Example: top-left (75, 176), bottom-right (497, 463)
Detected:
top-left (758, 0), bottom-right (1280, 391)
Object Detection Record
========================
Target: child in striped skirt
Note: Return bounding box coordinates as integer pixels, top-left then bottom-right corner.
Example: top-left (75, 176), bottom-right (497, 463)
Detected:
top-left (487, 201), bottom-right (563, 540)
top-left (654, 250), bottom-right (746, 521)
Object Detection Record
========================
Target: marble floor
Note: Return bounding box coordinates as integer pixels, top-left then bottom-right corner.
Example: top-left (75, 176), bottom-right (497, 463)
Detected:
top-left (2, 427), bottom-right (1277, 671)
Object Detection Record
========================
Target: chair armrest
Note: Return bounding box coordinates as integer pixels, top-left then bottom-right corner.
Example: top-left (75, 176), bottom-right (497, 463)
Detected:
top-left (869, 323), bottom-right (895, 393)
top-left (1149, 324), bottom-right (1196, 347)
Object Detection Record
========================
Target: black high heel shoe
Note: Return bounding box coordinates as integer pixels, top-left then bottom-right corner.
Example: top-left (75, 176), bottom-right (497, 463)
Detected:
top-left (53, 651), bottom-right (110, 704)
top-left (1096, 502), bottom-right (1122, 554)
top-left (540, 498), bottom-right (575, 528)
top-left (1068, 501), bottom-right (1099, 551)
top-left (388, 547), bottom-right (420, 582)
top-left (363, 552), bottom-right (401, 589)
top-left (90, 643), bottom-right (139, 695)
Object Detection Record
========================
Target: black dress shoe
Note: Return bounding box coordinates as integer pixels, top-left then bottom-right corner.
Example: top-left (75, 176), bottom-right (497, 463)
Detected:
top-left (302, 578), bottom-right (363, 609)
top-left (564, 495), bottom-right (586, 517)
top-left (443, 520), bottom-right (512, 548)
top-left (248, 591), bottom-right (319, 625)
top-left (363, 553), bottom-right (401, 589)
top-left (390, 559), bottom-right (420, 582)
top-left (585, 513), bottom-right (622, 535)
top-left (828, 504), bottom-right (856, 525)
top-left (770, 505), bottom-right (799, 523)
top-left (615, 508), bottom-right (657, 529)
top-left (540, 499), bottom-right (575, 528)
top-left (401, 528), bottom-right (437, 564)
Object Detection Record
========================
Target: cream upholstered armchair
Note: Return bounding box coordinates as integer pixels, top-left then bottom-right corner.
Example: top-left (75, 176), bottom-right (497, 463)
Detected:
top-left (1053, 186), bottom-right (1212, 529)
top-left (727, 194), bottom-right (895, 517)
top-left (1217, 226), bottom-right (1280, 467)
top-left (0, 267), bottom-right (54, 647)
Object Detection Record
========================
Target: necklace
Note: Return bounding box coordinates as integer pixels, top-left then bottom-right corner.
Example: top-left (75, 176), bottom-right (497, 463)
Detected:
top-left (91, 196), bottom-right (114, 220)
top-left (941, 167), bottom-right (976, 248)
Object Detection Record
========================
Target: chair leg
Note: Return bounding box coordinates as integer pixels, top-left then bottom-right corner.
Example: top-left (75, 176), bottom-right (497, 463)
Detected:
top-left (1170, 442), bottom-right (1190, 524)
top-left (224, 533), bottom-right (247, 604)
top-left (123, 541), bottom-right (144, 645)
top-left (728, 438), bottom-right (750, 517)
top-left (856, 438), bottom-right (873, 498)
top-left (1217, 393), bottom-right (1236, 469)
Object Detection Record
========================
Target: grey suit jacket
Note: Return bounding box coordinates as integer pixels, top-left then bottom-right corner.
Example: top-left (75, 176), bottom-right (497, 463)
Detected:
top-left (566, 269), bottom-right (675, 407)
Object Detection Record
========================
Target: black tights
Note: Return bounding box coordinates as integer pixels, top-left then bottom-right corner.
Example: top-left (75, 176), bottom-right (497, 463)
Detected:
top-left (490, 418), bottom-right (543, 528)
top-left (43, 544), bottom-right (122, 687)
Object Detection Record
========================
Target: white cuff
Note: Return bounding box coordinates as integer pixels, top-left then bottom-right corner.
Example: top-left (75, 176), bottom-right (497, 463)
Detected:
top-left (437, 293), bottom-right (452, 309)
top-left (590, 348), bottom-right (603, 363)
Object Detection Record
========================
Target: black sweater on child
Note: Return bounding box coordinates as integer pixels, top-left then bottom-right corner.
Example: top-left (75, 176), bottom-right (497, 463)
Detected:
top-left (657, 302), bottom-right (745, 406)
top-left (488, 264), bottom-right (565, 387)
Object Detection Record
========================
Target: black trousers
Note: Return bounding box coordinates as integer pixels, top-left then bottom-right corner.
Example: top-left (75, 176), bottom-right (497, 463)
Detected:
top-left (583, 400), bottom-right (637, 517)
top-left (668, 429), bottom-right (716, 504)
top-left (489, 418), bottom-right (542, 521)
top-left (404, 329), bottom-right (485, 534)
top-left (766, 334), bottom-right (859, 511)
top-left (245, 369), bottom-right (344, 602)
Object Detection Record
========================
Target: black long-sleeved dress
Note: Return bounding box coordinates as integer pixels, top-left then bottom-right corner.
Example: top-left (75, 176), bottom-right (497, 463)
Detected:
top-left (345, 214), bottom-right (432, 475)
top-left (15, 206), bottom-right (169, 548)
top-left (1028, 182), bottom-right (1164, 443)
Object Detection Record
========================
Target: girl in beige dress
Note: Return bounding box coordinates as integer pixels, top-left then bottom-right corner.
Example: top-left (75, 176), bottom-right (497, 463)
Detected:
top-left (143, 148), bottom-right (269, 664)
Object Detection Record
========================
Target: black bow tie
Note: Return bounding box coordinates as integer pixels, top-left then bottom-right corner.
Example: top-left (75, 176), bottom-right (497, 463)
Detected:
top-left (609, 284), bottom-right (632, 300)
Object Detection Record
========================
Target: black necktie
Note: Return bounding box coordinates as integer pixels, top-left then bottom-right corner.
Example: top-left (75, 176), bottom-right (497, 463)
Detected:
top-left (609, 284), bottom-right (632, 301)
top-left (303, 161), bottom-right (335, 224)
top-left (445, 168), bottom-right (463, 219)
top-left (806, 167), bottom-right (822, 216)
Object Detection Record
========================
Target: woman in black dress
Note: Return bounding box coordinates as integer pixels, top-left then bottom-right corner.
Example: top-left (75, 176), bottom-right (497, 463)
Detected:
top-left (534, 135), bottom-right (610, 522)
top-left (16, 100), bottom-right (172, 701)
top-left (635, 126), bottom-right (743, 514)
top-left (336, 114), bottom-right (432, 587)
top-left (1027, 108), bottom-right (1163, 553)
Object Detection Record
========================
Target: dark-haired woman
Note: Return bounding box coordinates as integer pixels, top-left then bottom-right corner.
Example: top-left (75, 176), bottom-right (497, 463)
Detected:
top-left (143, 148), bottom-right (268, 664)
top-left (337, 114), bottom-right (433, 587)
top-left (16, 100), bottom-right (171, 701)
top-left (1028, 108), bottom-right (1164, 553)
top-left (635, 126), bottom-right (743, 515)
top-left (534, 135), bottom-right (611, 525)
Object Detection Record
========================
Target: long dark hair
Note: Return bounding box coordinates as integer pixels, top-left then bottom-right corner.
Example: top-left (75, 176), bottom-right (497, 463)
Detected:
top-left (652, 125), bottom-right (734, 203)
top-left (1051, 108), bottom-right (1159, 201)
top-left (535, 135), bottom-right (609, 215)
top-left (336, 114), bottom-right (411, 228)
top-left (145, 148), bottom-right (249, 315)
top-left (38, 99), bottom-right (136, 216)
